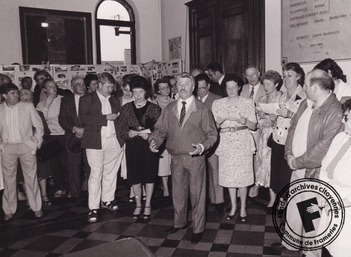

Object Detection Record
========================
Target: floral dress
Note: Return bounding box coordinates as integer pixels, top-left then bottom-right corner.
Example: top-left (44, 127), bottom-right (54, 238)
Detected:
top-left (212, 97), bottom-right (257, 187)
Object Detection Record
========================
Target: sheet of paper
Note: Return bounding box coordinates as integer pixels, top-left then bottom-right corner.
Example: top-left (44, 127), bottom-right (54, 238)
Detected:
top-left (137, 129), bottom-right (151, 134)
top-left (258, 103), bottom-right (280, 115)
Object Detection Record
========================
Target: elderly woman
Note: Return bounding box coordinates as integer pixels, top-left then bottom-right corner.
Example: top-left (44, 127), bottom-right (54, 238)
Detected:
top-left (270, 63), bottom-right (306, 199)
top-left (254, 70), bottom-right (283, 208)
top-left (212, 73), bottom-right (257, 222)
top-left (312, 99), bottom-right (351, 257)
top-left (153, 77), bottom-right (174, 197)
top-left (117, 75), bottom-right (161, 219)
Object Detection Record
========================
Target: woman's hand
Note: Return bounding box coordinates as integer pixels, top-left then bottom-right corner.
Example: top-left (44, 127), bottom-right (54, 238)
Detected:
top-left (128, 130), bottom-right (138, 138)
top-left (216, 116), bottom-right (226, 124)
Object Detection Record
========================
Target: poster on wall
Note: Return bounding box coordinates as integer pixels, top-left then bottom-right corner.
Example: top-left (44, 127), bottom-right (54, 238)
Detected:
top-left (169, 36), bottom-right (182, 60)
top-left (282, 0), bottom-right (351, 63)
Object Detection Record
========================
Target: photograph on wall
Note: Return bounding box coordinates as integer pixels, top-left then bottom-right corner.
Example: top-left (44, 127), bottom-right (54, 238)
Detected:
top-left (169, 36), bottom-right (182, 60)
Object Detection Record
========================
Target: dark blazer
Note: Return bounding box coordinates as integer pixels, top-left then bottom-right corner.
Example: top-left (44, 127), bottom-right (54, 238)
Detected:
top-left (209, 82), bottom-right (225, 97)
top-left (59, 94), bottom-right (83, 144)
top-left (150, 98), bottom-right (218, 156)
top-left (79, 91), bottom-right (124, 149)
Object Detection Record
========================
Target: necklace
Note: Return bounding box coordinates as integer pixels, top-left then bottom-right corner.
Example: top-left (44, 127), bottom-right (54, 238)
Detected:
top-left (135, 100), bottom-right (146, 108)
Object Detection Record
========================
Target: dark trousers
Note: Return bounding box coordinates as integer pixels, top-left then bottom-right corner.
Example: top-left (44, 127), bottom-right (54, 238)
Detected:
top-left (67, 149), bottom-right (90, 198)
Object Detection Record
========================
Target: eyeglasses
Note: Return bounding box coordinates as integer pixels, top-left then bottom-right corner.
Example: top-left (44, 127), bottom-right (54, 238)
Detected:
top-left (245, 73), bottom-right (258, 78)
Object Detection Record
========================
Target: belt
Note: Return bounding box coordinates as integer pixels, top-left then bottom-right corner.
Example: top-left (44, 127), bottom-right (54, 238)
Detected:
top-left (220, 126), bottom-right (248, 133)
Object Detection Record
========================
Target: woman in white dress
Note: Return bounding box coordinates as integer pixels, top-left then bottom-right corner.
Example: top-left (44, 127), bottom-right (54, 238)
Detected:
top-left (212, 73), bottom-right (257, 222)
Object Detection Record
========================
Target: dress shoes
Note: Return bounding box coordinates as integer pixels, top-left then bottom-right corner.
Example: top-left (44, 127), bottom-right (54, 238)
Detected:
top-left (166, 225), bottom-right (188, 234)
top-left (191, 232), bottom-right (202, 244)
top-left (215, 203), bottom-right (224, 214)
top-left (34, 210), bottom-right (44, 218)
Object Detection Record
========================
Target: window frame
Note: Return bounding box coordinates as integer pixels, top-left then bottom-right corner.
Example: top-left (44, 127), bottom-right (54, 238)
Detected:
top-left (95, 0), bottom-right (136, 64)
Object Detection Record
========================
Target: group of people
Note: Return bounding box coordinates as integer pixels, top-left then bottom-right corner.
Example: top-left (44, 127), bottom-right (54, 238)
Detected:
top-left (1, 57), bottom-right (351, 251)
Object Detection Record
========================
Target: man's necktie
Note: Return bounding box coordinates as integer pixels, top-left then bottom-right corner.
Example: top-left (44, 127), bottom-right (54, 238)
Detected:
top-left (179, 101), bottom-right (186, 126)
top-left (249, 86), bottom-right (254, 99)
top-left (325, 137), bottom-right (351, 179)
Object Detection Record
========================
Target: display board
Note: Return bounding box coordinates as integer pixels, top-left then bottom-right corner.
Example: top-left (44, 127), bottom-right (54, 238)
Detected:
top-left (282, 0), bottom-right (351, 63)
top-left (0, 60), bottom-right (183, 91)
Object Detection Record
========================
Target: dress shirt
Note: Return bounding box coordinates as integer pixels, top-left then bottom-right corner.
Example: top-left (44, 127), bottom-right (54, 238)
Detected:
top-left (4, 102), bottom-right (22, 144)
top-left (74, 93), bottom-right (82, 116)
top-left (218, 75), bottom-right (225, 85)
top-left (177, 95), bottom-right (194, 116)
top-left (198, 93), bottom-right (209, 103)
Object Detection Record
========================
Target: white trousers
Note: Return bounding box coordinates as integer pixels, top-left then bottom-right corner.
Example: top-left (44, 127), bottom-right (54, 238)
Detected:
top-left (2, 143), bottom-right (42, 214)
top-left (86, 136), bottom-right (123, 210)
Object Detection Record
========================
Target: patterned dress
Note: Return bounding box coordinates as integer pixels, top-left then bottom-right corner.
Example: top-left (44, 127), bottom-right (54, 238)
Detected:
top-left (212, 97), bottom-right (257, 187)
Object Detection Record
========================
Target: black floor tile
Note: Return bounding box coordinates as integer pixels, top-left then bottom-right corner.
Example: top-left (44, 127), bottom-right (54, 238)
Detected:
top-left (172, 248), bottom-right (208, 257)
top-left (24, 235), bottom-right (68, 252)
top-left (161, 239), bottom-right (180, 248)
top-left (69, 239), bottom-right (107, 253)
top-left (95, 220), bottom-right (131, 234)
top-left (231, 231), bottom-right (264, 246)
top-left (72, 231), bottom-right (92, 238)
top-left (0, 248), bottom-right (18, 257)
top-left (211, 243), bottom-right (230, 252)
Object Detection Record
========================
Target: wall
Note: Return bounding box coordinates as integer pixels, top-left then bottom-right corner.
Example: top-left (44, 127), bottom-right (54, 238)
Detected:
top-left (265, 0), bottom-right (351, 80)
top-left (0, 0), bottom-right (162, 64)
top-left (160, 0), bottom-right (189, 71)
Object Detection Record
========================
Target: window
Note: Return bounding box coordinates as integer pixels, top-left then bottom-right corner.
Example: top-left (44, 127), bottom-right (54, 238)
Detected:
top-left (19, 7), bottom-right (93, 64)
top-left (96, 0), bottom-right (136, 64)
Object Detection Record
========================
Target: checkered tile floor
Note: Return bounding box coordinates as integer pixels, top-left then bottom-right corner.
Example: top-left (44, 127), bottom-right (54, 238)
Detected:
top-left (0, 182), bottom-right (323, 257)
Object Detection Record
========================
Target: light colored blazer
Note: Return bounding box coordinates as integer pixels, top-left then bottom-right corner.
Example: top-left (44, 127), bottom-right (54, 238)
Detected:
top-left (0, 102), bottom-right (44, 152)
top-left (149, 98), bottom-right (218, 156)
top-left (240, 83), bottom-right (266, 104)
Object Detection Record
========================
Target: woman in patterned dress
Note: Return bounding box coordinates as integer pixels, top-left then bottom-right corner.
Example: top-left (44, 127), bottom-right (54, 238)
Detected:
top-left (212, 73), bottom-right (257, 221)
top-left (254, 71), bottom-right (282, 207)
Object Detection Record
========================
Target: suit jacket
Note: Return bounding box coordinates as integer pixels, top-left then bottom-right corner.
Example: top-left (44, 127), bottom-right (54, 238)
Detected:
top-left (0, 102), bottom-right (44, 151)
top-left (202, 92), bottom-right (222, 111)
top-left (59, 94), bottom-right (83, 144)
top-left (149, 98), bottom-right (218, 156)
top-left (240, 83), bottom-right (266, 104)
top-left (209, 82), bottom-right (225, 97)
top-left (79, 91), bottom-right (124, 149)
top-left (285, 94), bottom-right (343, 178)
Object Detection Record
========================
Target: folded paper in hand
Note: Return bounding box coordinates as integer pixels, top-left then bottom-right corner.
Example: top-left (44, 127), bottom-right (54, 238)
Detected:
top-left (257, 103), bottom-right (280, 115)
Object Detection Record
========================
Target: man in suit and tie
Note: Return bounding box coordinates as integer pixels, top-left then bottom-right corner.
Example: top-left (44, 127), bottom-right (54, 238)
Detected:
top-left (240, 66), bottom-right (266, 104)
top-left (194, 74), bottom-right (224, 214)
top-left (207, 62), bottom-right (226, 97)
top-left (0, 83), bottom-right (44, 221)
top-left (149, 73), bottom-right (218, 244)
top-left (59, 77), bottom-right (90, 199)
top-left (79, 73), bottom-right (125, 223)
top-left (240, 66), bottom-right (266, 198)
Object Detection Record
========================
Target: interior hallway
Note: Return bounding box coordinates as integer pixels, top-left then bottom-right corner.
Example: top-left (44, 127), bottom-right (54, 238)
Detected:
top-left (0, 180), bottom-right (308, 257)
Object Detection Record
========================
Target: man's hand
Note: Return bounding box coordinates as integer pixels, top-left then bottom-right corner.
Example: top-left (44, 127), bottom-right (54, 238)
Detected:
top-left (74, 127), bottom-right (85, 138)
top-left (149, 139), bottom-right (159, 153)
top-left (106, 113), bottom-right (119, 121)
top-left (189, 143), bottom-right (203, 156)
top-left (139, 133), bottom-right (149, 140)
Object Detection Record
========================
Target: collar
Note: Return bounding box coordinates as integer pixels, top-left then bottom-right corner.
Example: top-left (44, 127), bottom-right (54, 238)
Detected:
top-left (178, 95), bottom-right (194, 105)
top-left (74, 93), bottom-right (84, 98)
top-left (218, 75), bottom-right (225, 85)
top-left (96, 90), bottom-right (110, 100)
top-left (4, 101), bottom-right (19, 109)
